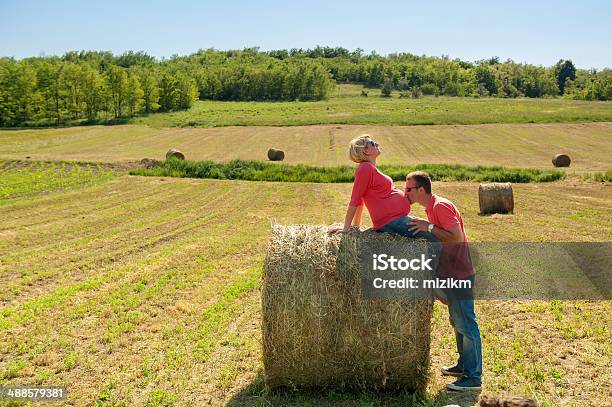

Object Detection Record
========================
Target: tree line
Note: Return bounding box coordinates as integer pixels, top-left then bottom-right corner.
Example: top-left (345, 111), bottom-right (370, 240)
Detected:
top-left (0, 57), bottom-right (198, 126)
top-left (1, 47), bottom-right (610, 127)
top-left (313, 51), bottom-right (611, 100)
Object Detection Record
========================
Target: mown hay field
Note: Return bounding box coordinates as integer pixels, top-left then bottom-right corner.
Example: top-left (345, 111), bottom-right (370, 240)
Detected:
top-left (0, 164), bottom-right (610, 406)
top-left (1, 122), bottom-right (611, 172)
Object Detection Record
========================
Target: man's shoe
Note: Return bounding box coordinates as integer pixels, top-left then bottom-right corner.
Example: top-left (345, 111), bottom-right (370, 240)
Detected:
top-left (441, 364), bottom-right (463, 377)
top-left (446, 377), bottom-right (482, 391)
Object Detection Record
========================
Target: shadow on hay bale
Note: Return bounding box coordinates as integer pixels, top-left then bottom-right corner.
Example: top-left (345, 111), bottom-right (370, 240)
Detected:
top-left (478, 183), bottom-right (514, 215)
top-left (262, 224), bottom-right (434, 392)
top-left (267, 148), bottom-right (285, 161)
top-left (552, 153), bottom-right (571, 167)
top-left (166, 148), bottom-right (185, 160)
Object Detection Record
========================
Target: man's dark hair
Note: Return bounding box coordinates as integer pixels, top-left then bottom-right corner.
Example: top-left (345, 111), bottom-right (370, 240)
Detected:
top-left (407, 171), bottom-right (432, 194)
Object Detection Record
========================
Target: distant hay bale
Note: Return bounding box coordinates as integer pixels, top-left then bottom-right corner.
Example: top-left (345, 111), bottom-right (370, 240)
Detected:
top-left (165, 149), bottom-right (185, 160)
top-left (479, 183), bottom-right (514, 214)
top-left (267, 148), bottom-right (285, 161)
top-left (262, 224), bottom-right (433, 391)
top-left (552, 154), bottom-right (571, 167)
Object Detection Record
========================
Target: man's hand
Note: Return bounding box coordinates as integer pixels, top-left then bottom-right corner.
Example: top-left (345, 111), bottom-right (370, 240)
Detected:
top-left (408, 218), bottom-right (430, 233)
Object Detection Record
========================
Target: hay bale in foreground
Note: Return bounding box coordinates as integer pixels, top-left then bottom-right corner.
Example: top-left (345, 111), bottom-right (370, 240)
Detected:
top-left (552, 153), bottom-right (571, 167)
top-left (479, 183), bottom-right (514, 214)
top-left (267, 148), bottom-right (285, 161)
top-left (166, 148), bottom-right (185, 160)
top-left (263, 225), bottom-right (433, 391)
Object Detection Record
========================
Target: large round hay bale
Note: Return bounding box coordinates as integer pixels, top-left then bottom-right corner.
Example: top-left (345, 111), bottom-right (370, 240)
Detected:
top-left (552, 154), bottom-right (571, 167)
top-left (479, 183), bottom-right (514, 214)
top-left (166, 148), bottom-right (185, 160)
top-left (263, 224), bottom-right (433, 391)
top-left (267, 148), bottom-right (285, 161)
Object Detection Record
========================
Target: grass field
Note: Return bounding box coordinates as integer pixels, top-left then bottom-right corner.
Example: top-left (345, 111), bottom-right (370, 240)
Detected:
top-left (1, 122), bottom-right (611, 172)
top-left (0, 165), bottom-right (610, 406)
top-left (127, 84), bottom-right (612, 128)
top-left (1, 86), bottom-right (611, 405)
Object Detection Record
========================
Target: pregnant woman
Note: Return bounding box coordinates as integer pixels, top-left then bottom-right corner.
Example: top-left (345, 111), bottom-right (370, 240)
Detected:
top-left (328, 134), bottom-right (437, 242)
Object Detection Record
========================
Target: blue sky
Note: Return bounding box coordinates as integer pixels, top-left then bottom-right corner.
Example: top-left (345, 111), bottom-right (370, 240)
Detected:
top-left (1, 0), bottom-right (610, 68)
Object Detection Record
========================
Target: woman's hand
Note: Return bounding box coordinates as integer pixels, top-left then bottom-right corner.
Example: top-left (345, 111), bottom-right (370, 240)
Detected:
top-left (327, 224), bottom-right (359, 235)
top-left (327, 224), bottom-right (345, 235)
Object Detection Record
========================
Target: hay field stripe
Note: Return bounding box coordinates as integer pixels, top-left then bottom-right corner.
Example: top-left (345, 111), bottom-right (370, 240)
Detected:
top-left (2, 225), bottom-right (265, 404)
top-left (0, 175), bottom-right (215, 235)
top-left (62, 261), bottom-right (262, 406)
top-left (0, 177), bottom-right (181, 228)
top-left (1, 183), bottom-right (244, 305)
top-left (0, 180), bottom-right (265, 331)
top-left (1, 122), bottom-right (611, 172)
top-left (2, 180), bottom-right (233, 261)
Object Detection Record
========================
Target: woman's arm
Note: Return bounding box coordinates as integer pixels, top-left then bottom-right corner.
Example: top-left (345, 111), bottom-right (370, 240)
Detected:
top-left (352, 204), bottom-right (364, 227)
top-left (329, 163), bottom-right (371, 234)
top-left (328, 204), bottom-right (361, 234)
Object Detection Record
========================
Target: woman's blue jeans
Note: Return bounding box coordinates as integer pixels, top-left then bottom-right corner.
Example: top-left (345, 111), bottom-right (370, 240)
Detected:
top-left (376, 215), bottom-right (439, 242)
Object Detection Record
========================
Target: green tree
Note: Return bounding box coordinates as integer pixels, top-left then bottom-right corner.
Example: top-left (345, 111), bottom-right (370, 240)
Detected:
top-left (125, 73), bottom-right (145, 116)
top-left (381, 77), bottom-right (394, 97)
top-left (158, 73), bottom-right (180, 111)
top-left (475, 65), bottom-right (499, 96)
top-left (105, 65), bottom-right (128, 118)
top-left (554, 59), bottom-right (576, 95)
top-left (0, 59), bottom-right (38, 126)
top-left (139, 69), bottom-right (160, 112)
top-left (175, 74), bottom-right (197, 110)
top-left (62, 62), bottom-right (87, 119)
top-left (81, 65), bottom-right (105, 120)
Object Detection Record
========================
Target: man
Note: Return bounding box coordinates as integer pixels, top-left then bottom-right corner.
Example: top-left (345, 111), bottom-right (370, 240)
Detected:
top-left (404, 171), bottom-right (482, 392)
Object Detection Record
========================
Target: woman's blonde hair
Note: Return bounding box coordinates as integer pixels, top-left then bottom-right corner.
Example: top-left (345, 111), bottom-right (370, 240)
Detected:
top-left (348, 134), bottom-right (373, 163)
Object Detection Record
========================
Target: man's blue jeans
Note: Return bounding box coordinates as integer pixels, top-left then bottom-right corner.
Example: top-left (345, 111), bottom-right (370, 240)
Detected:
top-left (435, 277), bottom-right (482, 383)
top-left (376, 215), bottom-right (439, 242)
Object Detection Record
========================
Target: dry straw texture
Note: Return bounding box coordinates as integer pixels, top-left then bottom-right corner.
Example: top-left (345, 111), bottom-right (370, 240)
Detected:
top-left (262, 224), bottom-right (434, 392)
top-left (479, 183), bottom-right (514, 214)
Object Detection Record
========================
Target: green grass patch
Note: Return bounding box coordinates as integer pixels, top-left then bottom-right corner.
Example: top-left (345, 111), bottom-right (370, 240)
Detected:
top-left (583, 171), bottom-right (612, 182)
top-left (130, 158), bottom-right (566, 183)
top-left (0, 160), bottom-right (115, 203)
top-left (127, 85), bottom-right (612, 128)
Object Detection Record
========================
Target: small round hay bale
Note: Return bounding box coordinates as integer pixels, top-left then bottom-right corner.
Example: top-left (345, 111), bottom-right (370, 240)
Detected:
top-left (267, 148), bottom-right (285, 161)
top-left (263, 224), bottom-right (433, 391)
top-left (166, 149), bottom-right (185, 160)
top-left (479, 183), bottom-right (514, 215)
top-left (552, 154), bottom-right (571, 167)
